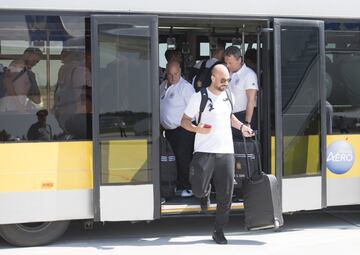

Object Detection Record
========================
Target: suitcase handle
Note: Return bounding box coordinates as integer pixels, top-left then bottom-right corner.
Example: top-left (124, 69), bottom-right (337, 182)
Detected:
top-left (241, 131), bottom-right (263, 181)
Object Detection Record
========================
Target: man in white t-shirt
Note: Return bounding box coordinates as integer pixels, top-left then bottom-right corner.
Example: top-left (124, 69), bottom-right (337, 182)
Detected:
top-left (224, 46), bottom-right (258, 140)
top-left (160, 61), bottom-right (195, 197)
top-left (181, 64), bottom-right (253, 245)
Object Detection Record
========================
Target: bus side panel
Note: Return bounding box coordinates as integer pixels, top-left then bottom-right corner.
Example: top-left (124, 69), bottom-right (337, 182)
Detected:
top-left (0, 141), bottom-right (94, 224)
top-left (327, 135), bottom-right (360, 206)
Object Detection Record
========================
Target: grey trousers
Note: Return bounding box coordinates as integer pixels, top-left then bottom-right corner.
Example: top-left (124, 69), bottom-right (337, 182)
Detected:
top-left (190, 152), bottom-right (235, 229)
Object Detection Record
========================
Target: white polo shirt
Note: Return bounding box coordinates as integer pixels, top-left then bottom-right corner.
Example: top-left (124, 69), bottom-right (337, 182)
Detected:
top-left (229, 63), bottom-right (258, 113)
top-left (160, 77), bottom-right (195, 130)
top-left (184, 88), bottom-right (235, 154)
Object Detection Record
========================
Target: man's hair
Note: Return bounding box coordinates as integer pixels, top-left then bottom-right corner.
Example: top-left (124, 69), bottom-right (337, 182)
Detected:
top-left (224, 46), bottom-right (242, 60)
top-left (165, 49), bottom-right (182, 62)
top-left (23, 47), bottom-right (43, 57)
top-left (245, 48), bottom-right (257, 63)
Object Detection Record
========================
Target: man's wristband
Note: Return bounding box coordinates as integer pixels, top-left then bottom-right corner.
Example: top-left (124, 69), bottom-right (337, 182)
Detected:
top-left (239, 123), bottom-right (244, 130)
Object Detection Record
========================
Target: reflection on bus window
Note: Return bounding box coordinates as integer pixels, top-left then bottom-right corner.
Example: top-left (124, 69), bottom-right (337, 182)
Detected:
top-left (0, 15), bottom-right (92, 142)
top-left (326, 24), bottom-right (360, 134)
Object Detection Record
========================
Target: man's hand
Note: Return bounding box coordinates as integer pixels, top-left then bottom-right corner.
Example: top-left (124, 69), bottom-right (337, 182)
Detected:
top-left (196, 123), bottom-right (212, 134)
top-left (241, 124), bottom-right (254, 137)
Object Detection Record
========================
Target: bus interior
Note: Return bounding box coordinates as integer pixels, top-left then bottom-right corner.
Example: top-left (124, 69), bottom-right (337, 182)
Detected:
top-left (157, 18), bottom-right (270, 215)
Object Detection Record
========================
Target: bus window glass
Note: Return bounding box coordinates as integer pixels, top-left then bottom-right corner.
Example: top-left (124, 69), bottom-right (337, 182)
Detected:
top-left (281, 26), bottom-right (321, 177)
top-left (325, 24), bottom-right (360, 134)
top-left (97, 23), bottom-right (152, 184)
top-left (0, 15), bottom-right (91, 142)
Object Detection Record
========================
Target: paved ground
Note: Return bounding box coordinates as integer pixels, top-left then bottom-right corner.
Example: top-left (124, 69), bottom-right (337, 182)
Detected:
top-left (1, 208), bottom-right (360, 255)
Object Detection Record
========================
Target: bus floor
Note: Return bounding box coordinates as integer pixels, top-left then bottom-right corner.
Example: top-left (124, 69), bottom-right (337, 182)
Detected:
top-left (161, 192), bottom-right (245, 216)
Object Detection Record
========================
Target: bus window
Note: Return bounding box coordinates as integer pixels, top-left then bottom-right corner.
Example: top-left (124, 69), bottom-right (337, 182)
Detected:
top-left (0, 15), bottom-right (91, 142)
top-left (326, 24), bottom-right (360, 134)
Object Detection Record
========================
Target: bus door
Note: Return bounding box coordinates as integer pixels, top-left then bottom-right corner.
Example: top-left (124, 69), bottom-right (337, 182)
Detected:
top-left (273, 19), bottom-right (326, 212)
top-left (91, 15), bottom-right (160, 221)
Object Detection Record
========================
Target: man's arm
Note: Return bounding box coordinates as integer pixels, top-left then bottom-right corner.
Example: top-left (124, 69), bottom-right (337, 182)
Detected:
top-left (181, 114), bottom-right (211, 134)
top-left (245, 89), bottom-right (257, 124)
top-left (231, 114), bottom-right (254, 137)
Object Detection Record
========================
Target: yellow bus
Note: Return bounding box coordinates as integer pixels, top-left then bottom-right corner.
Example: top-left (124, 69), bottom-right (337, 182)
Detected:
top-left (0, 0), bottom-right (360, 246)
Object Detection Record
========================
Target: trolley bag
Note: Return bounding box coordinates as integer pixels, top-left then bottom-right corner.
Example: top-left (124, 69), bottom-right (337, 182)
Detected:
top-left (160, 135), bottom-right (177, 198)
top-left (233, 139), bottom-right (258, 190)
top-left (242, 135), bottom-right (284, 230)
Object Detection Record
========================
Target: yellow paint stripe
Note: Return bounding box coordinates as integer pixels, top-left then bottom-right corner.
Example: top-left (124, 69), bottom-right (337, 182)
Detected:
top-left (0, 141), bottom-right (93, 192)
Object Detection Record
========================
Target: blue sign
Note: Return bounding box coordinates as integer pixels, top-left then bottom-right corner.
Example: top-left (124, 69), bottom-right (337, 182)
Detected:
top-left (326, 141), bottom-right (355, 174)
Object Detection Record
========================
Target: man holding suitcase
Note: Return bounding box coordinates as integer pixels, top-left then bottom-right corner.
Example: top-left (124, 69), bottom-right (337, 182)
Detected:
top-left (181, 64), bottom-right (253, 244)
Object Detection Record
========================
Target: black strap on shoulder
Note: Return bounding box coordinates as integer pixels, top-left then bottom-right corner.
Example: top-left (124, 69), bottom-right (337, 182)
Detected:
top-left (198, 87), bottom-right (208, 124)
top-left (224, 88), bottom-right (233, 113)
top-left (199, 59), bottom-right (207, 71)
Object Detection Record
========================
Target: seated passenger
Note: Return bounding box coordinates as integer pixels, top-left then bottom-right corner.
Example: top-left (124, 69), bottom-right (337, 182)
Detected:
top-left (27, 109), bottom-right (52, 141)
top-left (0, 47), bottom-right (42, 112)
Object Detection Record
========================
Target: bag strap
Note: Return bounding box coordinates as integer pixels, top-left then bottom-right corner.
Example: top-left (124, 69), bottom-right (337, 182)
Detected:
top-left (198, 87), bottom-right (233, 124)
top-left (224, 88), bottom-right (233, 113)
top-left (198, 87), bottom-right (208, 124)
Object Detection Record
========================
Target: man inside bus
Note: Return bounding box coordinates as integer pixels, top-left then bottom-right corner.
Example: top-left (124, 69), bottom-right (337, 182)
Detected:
top-left (224, 46), bottom-right (258, 139)
top-left (191, 40), bottom-right (225, 91)
top-left (0, 47), bottom-right (42, 112)
top-left (27, 109), bottom-right (52, 141)
top-left (181, 63), bottom-right (253, 244)
top-left (159, 49), bottom-right (182, 83)
top-left (244, 48), bottom-right (257, 72)
top-left (160, 60), bottom-right (195, 198)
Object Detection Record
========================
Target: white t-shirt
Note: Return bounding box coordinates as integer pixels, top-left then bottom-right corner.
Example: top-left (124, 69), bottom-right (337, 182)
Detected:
top-left (160, 77), bottom-right (195, 130)
top-left (184, 88), bottom-right (234, 154)
top-left (229, 63), bottom-right (258, 113)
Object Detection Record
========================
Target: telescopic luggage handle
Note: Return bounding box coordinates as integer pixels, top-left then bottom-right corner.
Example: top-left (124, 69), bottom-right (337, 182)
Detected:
top-left (241, 130), bottom-right (262, 181)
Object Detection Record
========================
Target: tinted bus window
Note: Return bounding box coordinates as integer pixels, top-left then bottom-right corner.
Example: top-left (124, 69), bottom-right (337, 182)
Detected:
top-left (0, 15), bottom-right (91, 142)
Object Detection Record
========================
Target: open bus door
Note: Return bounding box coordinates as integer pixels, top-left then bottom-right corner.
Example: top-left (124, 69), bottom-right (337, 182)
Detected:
top-left (91, 15), bottom-right (160, 221)
top-left (273, 19), bottom-right (326, 212)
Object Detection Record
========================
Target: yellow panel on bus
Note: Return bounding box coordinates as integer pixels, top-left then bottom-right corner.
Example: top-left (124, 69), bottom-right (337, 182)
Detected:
top-left (271, 135), bottom-right (320, 176)
top-left (101, 139), bottom-right (149, 183)
top-left (0, 141), bottom-right (93, 192)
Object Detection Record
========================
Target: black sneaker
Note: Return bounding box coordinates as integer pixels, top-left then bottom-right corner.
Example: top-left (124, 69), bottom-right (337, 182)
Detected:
top-left (212, 229), bottom-right (227, 245)
top-left (200, 195), bottom-right (210, 212)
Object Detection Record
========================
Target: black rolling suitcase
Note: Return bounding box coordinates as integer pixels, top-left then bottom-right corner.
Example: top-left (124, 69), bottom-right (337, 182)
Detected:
top-left (242, 135), bottom-right (284, 230)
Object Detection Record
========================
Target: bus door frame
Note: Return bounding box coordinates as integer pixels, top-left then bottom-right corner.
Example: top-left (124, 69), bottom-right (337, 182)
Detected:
top-left (91, 14), bottom-right (160, 222)
top-left (273, 18), bottom-right (326, 212)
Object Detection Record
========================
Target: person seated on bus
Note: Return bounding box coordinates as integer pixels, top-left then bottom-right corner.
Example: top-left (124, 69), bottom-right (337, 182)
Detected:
top-left (0, 47), bottom-right (42, 112)
top-left (160, 61), bottom-right (195, 197)
top-left (27, 109), bottom-right (52, 141)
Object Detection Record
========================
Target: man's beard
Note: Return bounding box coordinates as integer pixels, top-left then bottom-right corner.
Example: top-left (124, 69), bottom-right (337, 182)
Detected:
top-left (216, 85), bottom-right (227, 91)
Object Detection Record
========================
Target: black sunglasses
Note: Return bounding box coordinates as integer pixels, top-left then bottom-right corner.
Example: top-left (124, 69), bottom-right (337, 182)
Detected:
top-left (220, 78), bottom-right (231, 84)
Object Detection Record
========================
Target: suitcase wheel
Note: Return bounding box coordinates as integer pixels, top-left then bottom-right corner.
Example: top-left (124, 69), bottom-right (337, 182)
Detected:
top-left (274, 219), bottom-right (281, 232)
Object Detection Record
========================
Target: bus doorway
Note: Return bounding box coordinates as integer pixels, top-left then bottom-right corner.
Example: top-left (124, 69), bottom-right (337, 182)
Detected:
top-left (158, 17), bottom-right (271, 215)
